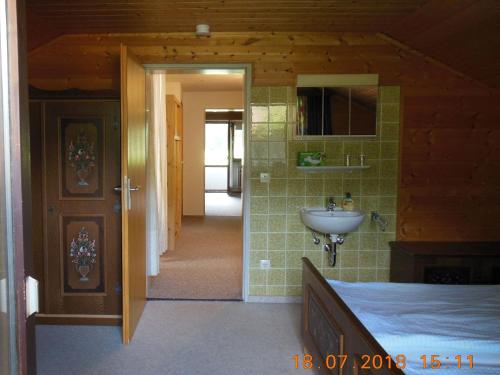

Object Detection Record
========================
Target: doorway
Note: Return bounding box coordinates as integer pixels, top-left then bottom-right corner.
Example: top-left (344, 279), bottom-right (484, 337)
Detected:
top-left (204, 112), bottom-right (243, 217)
top-left (147, 67), bottom-right (247, 301)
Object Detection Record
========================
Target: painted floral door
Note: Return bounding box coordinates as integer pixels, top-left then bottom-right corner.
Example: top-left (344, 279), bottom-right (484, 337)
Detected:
top-left (40, 100), bottom-right (122, 318)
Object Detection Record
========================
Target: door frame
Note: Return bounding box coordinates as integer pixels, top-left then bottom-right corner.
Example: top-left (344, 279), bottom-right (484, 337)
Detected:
top-left (227, 120), bottom-right (243, 195)
top-left (0, 0), bottom-right (32, 372)
top-left (144, 63), bottom-right (251, 301)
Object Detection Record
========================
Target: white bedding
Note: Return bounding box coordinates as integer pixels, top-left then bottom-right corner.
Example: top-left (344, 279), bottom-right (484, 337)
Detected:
top-left (327, 280), bottom-right (500, 374)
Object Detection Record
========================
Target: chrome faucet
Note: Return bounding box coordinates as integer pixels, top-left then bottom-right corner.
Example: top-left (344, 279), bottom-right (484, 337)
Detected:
top-left (327, 197), bottom-right (336, 211)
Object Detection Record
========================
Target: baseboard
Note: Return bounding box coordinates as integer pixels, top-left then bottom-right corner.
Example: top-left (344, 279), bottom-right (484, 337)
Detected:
top-left (148, 297), bottom-right (242, 302)
top-left (35, 313), bottom-right (122, 326)
top-left (246, 296), bottom-right (302, 303)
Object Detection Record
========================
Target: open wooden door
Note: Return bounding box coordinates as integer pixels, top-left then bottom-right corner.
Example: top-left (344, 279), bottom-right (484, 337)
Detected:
top-left (120, 45), bottom-right (147, 344)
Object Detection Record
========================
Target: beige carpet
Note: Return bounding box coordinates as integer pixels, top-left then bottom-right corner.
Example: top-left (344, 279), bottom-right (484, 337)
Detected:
top-left (37, 301), bottom-right (307, 375)
top-left (148, 216), bottom-right (243, 300)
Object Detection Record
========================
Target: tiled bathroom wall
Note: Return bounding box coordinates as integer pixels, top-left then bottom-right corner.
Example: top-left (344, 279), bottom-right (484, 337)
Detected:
top-left (248, 86), bottom-right (401, 297)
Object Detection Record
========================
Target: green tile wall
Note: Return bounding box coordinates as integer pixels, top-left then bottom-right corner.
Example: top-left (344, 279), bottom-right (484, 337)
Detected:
top-left (249, 86), bottom-right (400, 297)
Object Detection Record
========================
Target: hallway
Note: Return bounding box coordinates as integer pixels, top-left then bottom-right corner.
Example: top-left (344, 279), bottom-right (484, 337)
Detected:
top-left (37, 301), bottom-right (305, 375)
top-left (205, 192), bottom-right (242, 216)
top-left (148, 216), bottom-right (242, 300)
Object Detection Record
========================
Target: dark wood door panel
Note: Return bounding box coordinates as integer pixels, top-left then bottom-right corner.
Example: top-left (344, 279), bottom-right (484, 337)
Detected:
top-left (42, 100), bottom-right (121, 315)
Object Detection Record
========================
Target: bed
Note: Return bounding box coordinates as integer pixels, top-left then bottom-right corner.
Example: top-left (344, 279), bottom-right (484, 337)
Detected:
top-left (301, 257), bottom-right (500, 375)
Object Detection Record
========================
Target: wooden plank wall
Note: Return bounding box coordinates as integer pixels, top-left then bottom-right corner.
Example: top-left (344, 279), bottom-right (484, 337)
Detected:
top-left (27, 32), bottom-right (500, 241)
top-left (401, 94), bottom-right (500, 240)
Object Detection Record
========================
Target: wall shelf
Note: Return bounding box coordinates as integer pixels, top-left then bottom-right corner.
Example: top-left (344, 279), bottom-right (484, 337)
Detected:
top-left (296, 165), bottom-right (370, 173)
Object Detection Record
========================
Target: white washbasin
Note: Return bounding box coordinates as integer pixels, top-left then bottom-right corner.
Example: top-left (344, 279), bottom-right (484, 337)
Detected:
top-left (300, 207), bottom-right (365, 235)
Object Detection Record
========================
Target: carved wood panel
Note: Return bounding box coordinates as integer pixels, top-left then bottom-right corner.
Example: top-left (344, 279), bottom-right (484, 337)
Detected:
top-left (307, 287), bottom-right (344, 375)
top-left (423, 266), bottom-right (471, 285)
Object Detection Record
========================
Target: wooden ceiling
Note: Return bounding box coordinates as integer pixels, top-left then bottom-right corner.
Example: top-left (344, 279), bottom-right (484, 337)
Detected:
top-left (26, 0), bottom-right (428, 33)
top-left (26, 0), bottom-right (500, 87)
top-left (386, 0), bottom-right (500, 88)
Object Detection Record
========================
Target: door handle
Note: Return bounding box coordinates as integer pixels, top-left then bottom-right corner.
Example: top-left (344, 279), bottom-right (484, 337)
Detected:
top-left (114, 185), bottom-right (139, 192)
top-left (122, 177), bottom-right (140, 211)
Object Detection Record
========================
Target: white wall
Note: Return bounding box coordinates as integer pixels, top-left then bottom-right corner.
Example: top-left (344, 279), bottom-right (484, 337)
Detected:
top-left (182, 91), bottom-right (244, 215)
top-left (166, 81), bottom-right (182, 102)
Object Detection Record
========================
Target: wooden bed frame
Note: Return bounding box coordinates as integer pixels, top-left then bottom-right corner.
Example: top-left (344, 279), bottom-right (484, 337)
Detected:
top-left (301, 257), bottom-right (405, 375)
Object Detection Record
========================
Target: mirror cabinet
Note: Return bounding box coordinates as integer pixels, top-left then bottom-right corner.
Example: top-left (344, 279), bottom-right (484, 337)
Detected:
top-left (296, 75), bottom-right (379, 137)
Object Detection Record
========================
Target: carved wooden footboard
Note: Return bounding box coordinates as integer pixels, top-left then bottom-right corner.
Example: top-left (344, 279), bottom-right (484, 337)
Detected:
top-left (301, 258), bottom-right (404, 375)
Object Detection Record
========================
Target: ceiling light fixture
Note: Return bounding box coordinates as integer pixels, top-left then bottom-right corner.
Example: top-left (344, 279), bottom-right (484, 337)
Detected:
top-left (195, 24), bottom-right (210, 37)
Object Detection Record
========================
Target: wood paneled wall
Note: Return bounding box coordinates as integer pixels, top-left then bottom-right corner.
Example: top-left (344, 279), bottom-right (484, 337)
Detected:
top-left (386, 0), bottom-right (500, 87)
top-left (27, 32), bottom-right (500, 241)
top-left (400, 94), bottom-right (500, 240)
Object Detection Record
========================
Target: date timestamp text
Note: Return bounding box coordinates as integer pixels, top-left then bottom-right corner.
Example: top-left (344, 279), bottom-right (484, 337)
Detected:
top-left (293, 354), bottom-right (474, 370)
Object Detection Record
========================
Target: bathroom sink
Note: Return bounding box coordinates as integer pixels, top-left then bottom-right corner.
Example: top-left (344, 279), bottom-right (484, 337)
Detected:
top-left (300, 208), bottom-right (365, 235)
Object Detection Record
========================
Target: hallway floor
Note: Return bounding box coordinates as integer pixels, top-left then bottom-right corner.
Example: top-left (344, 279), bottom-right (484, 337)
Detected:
top-left (148, 216), bottom-right (242, 300)
top-left (205, 192), bottom-right (242, 216)
top-left (37, 301), bottom-right (306, 375)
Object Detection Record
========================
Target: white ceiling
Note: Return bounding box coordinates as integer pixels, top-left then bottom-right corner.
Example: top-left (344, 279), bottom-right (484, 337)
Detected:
top-left (164, 72), bottom-right (244, 92)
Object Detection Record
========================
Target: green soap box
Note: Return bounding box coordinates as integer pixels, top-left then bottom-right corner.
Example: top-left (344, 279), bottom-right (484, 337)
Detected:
top-left (297, 152), bottom-right (325, 166)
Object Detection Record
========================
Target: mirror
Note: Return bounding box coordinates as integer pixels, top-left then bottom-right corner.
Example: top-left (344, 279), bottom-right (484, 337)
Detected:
top-left (296, 85), bottom-right (378, 137)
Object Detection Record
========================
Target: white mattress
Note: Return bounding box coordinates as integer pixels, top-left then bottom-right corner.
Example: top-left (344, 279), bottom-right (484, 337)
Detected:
top-left (327, 280), bottom-right (500, 374)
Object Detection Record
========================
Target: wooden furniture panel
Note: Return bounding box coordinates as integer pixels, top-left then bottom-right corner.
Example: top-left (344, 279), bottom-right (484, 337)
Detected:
top-left (167, 95), bottom-right (183, 250)
top-left (40, 100), bottom-right (122, 320)
top-left (390, 241), bottom-right (500, 284)
top-left (302, 258), bottom-right (403, 375)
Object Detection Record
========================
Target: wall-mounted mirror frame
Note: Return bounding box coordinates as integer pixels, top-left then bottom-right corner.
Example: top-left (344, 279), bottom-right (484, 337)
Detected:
top-left (295, 74), bottom-right (379, 139)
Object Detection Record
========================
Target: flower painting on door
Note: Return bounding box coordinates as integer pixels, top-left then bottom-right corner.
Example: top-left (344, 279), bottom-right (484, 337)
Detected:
top-left (69, 227), bottom-right (97, 282)
top-left (68, 131), bottom-right (96, 186)
top-left (62, 216), bottom-right (105, 294)
top-left (60, 117), bottom-right (104, 198)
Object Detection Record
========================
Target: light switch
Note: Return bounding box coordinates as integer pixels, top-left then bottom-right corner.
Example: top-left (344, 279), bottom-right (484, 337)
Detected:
top-left (260, 173), bottom-right (271, 183)
top-left (0, 278), bottom-right (6, 314)
top-left (260, 259), bottom-right (271, 269)
top-left (25, 276), bottom-right (39, 317)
